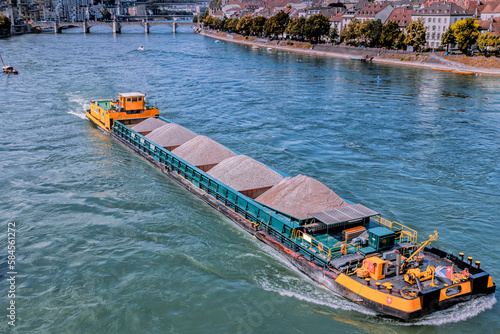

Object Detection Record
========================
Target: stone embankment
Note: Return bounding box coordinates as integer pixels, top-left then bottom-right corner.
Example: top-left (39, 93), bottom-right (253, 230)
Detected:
top-left (197, 29), bottom-right (500, 76)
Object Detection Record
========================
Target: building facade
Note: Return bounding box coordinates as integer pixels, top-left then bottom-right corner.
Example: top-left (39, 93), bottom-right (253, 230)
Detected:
top-left (412, 2), bottom-right (473, 48)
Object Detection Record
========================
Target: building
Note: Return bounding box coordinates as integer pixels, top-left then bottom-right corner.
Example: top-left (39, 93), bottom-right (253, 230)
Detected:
top-left (412, 2), bottom-right (473, 48)
top-left (387, 5), bottom-right (415, 30)
top-left (356, 3), bottom-right (394, 23)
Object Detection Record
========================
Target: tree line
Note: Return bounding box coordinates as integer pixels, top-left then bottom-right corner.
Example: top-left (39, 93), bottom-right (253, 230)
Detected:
top-left (195, 11), bottom-right (331, 42)
top-left (195, 10), bottom-right (500, 55)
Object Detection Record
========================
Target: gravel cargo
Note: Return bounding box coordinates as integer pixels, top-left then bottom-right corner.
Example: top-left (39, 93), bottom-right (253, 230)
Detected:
top-left (146, 123), bottom-right (197, 148)
top-left (172, 135), bottom-right (237, 167)
top-left (256, 174), bottom-right (348, 219)
top-left (208, 155), bottom-right (283, 191)
top-left (132, 117), bottom-right (167, 133)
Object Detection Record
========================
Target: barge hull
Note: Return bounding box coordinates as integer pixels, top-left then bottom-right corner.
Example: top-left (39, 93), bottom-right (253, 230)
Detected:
top-left (108, 126), bottom-right (495, 320)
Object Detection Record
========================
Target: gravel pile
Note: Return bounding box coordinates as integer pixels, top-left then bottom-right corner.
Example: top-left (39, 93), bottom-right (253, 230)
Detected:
top-left (145, 123), bottom-right (197, 149)
top-left (208, 155), bottom-right (284, 191)
top-left (132, 118), bottom-right (167, 133)
top-left (256, 174), bottom-right (348, 219)
top-left (172, 135), bottom-right (237, 167)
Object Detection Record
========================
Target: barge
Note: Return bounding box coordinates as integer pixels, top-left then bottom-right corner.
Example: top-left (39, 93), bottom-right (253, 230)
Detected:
top-left (86, 92), bottom-right (496, 320)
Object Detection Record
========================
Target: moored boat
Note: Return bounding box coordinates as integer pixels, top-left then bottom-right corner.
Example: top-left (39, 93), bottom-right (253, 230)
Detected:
top-left (1, 55), bottom-right (19, 74)
top-left (86, 92), bottom-right (496, 320)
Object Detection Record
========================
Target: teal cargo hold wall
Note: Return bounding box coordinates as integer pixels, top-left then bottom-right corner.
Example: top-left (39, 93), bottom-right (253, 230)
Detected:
top-left (113, 121), bottom-right (298, 232)
top-left (112, 120), bottom-right (329, 267)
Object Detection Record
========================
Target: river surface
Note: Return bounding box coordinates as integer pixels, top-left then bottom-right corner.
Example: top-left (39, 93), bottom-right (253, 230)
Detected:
top-left (0, 26), bottom-right (499, 333)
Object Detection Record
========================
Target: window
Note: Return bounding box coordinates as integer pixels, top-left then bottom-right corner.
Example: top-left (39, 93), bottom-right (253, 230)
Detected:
top-left (127, 97), bottom-right (131, 102)
top-left (433, 25), bottom-right (436, 31)
top-left (438, 18), bottom-right (441, 23)
top-left (437, 33), bottom-right (441, 39)
top-left (138, 96), bottom-right (142, 101)
top-left (433, 18), bottom-right (436, 23)
top-left (132, 97), bottom-right (137, 102)
top-left (428, 18), bottom-right (432, 22)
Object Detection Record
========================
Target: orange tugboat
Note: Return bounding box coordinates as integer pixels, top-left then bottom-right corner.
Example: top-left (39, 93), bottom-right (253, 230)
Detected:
top-left (1, 55), bottom-right (18, 74)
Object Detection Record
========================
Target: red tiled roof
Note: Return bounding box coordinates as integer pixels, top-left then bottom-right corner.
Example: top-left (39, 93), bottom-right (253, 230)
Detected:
top-left (329, 11), bottom-right (345, 22)
top-left (387, 7), bottom-right (415, 27)
top-left (423, 0), bottom-right (471, 10)
top-left (356, 3), bottom-right (390, 17)
top-left (478, 17), bottom-right (500, 35)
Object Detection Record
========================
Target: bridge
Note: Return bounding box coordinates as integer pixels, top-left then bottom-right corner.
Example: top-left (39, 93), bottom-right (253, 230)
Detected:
top-left (30, 20), bottom-right (200, 34)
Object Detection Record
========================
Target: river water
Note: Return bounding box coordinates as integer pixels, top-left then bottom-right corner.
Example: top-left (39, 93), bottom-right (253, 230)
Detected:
top-left (0, 26), bottom-right (499, 333)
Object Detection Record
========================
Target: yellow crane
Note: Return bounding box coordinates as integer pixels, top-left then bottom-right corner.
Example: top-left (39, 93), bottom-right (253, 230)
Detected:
top-left (400, 230), bottom-right (438, 273)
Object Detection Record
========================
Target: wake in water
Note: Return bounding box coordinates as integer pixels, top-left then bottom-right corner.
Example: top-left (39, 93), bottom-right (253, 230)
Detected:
top-left (67, 93), bottom-right (88, 119)
top-left (391, 295), bottom-right (497, 326)
top-left (246, 242), bottom-right (376, 316)
top-left (67, 111), bottom-right (86, 119)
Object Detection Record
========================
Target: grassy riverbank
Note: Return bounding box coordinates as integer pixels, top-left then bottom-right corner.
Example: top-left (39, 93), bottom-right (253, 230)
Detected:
top-left (198, 29), bottom-right (500, 76)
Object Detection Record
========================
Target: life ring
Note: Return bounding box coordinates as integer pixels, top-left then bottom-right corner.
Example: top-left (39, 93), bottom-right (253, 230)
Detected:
top-left (341, 244), bottom-right (348, 255)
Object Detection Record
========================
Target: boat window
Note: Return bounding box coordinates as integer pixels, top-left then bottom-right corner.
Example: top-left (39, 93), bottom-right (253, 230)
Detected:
top-left (132, 97), bottom-right (137, 102)
top-left (127, 98), bottom-right (131, 102)
top-left (445, 285), bottom-right (462, 297)
top-left (138, 97), bottom-right (142, 101)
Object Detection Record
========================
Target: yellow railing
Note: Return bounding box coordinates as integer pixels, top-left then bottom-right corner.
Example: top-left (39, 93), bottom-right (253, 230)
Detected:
top-left (372, 215), bottom-right (418, 243)
top-left (291, 229), bottom-right (360, 260)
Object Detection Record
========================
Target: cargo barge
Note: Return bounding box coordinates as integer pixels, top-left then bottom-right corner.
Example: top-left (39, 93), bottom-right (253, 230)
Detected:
top-left (86, 92), bottom-right (496, 320)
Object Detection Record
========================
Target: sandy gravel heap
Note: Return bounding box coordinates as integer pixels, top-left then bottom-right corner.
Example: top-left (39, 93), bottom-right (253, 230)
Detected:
top-left (132, 118), bottom-right (166, 133)
top-left (256, 174), bottom-right (348, 219)
top-left (145, 123), bottom-right (197, 148)
top-left (208, 155), bottom-right (284, 191)
top-left (172, 135), bottom-right (237, 167)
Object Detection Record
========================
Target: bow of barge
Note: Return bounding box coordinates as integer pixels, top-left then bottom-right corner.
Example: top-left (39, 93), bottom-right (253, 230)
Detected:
top-left (86, 93), bottom-right (496, 320)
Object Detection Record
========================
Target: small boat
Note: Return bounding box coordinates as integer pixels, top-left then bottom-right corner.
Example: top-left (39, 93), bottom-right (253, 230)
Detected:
top-left (252, 45), bottom-right (259, 49)
top-left (267, 47), bottom-right (273, 51)
top-left (432, 68), bottom-right (451, 72)
top-left (451, 70), bottom-right (475, 75)
top-left (215, 40), bottom-right (220, 43)
top-left (0, 55), bottom-right (19, 74)
top-left (138, 45), bottom-right (145, 51)
top-left (351, 56), bottom-right (373, 62)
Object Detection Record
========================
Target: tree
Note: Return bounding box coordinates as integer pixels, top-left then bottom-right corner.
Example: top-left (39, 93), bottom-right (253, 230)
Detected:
top-left (381, 21), bottom-right (400, 48)
top-left (203, 15), bottom-right (220, 30)
top-left (477, 32), bottom-right (500, 56)
top-left (451, 18), bottom-right (480, 54)
top-left (360, 19), bottom-right (383, 47)
top-left (404, 18), bottom-right (426, 51)
top-left (303, 14), bottom-right (330, 43)
top-left (0, 14), bottom-right (11, 33)
top-left (236, 15), bottom-right (253, 35)
top-left (340, 19), bottom-right (361, 45)
top-left (226, 18), bottom-right (239, 32)
top-left (329, 26), bottom-right (339, 44)
top-left (264, 11), bottom-right (289, 39)
top-left (441, 26), bottom-right (456, 52)
top-left (395, 31), bottom-right (407, 49)
top-left (251, 16), bottom-right (267, 36)
top-left (286, 17), bottom-right (306, 40)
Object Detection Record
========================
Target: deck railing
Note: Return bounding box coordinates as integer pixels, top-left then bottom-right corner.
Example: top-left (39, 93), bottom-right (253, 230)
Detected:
top-left (371, 215), bottom-right (418, 243)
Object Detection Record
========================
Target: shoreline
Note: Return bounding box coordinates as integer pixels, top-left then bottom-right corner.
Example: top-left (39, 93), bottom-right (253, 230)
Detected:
top-left (197, 29), bottom-right (500, 76)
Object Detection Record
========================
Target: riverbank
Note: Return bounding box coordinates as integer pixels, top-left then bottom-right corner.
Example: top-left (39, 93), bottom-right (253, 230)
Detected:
top-left (197, 29), bottom-right (500, 76)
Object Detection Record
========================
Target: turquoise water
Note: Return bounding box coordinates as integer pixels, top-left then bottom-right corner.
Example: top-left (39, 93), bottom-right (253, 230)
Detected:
top-left (0, 26), bottom-right (499, 333)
